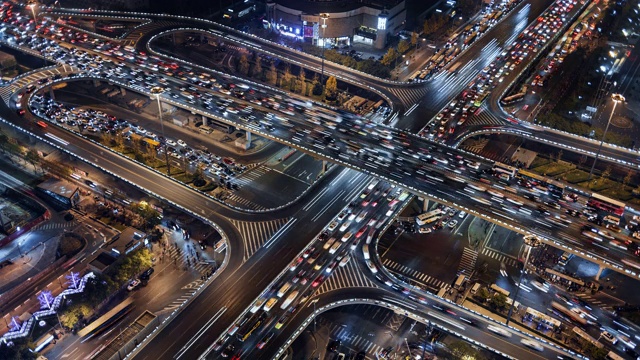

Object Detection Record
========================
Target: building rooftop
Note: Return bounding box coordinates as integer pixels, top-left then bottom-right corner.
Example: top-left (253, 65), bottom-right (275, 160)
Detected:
top-left (108, 227), bottom-right (146, 257)
top-left (36, 178), bottom-right (78, 198)
top-left (89, 252), bottom-right (117, 272)
top-left (273, 0), bottom-right (402, 13)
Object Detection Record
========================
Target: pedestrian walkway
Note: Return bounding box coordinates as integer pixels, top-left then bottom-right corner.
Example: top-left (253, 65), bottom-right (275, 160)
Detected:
top-left (481, 248), bottom-right (519, 267)
top-left (0, 66), bottom-right (76, 104)
top-left (318, 317), bottom-right (386, 358)
top-left (228, 218), bottom-right (291, 261)
top-left (458, 247), bottom-right (478, 277)
top-left (573, 292), bottom-right (624, 311)
top-left (381, 259), bottom-right (450, 290)
top-left (232, 166), bottom-right (272, 186)
top-left (315, 259), bottom-right (377, 296)
top-left (122, 20), bottom-right (182, 45)
top-left (223, 193), bottom-right (269, 210)
top-left (464, 107), bottom-right (508, 127)
top-left (35, 220), bottom-right (80, 231)
top-left (158, 243), bottom-right (216, 277)
top-left (460, 137), bottom-right (489, 153)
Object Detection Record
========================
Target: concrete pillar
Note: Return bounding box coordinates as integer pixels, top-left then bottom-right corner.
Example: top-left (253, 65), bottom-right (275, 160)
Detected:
top-left (202, 115), bottom-right (208, 126)
top-left (245, 131), bottom-right (252, 146)
top-left (422, 198), bottom-right (429, 212)
top-left (93, 79), bottom-right (101, 87)
top-left (595, 265), bottom-right (605, 281)
top-left (49, 87), bottom-right (55, 100)
top-left (322, 160), bottom-right (328, 174)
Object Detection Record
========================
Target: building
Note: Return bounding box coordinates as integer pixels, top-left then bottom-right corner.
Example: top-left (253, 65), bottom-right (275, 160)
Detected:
top-left (35, 178), bottom-right (80, 210)
top-left (88, 227), bottom-right (147, 274)
top-left (223, 1), bottom-right (256, 19)
top-left (266, 0), bottom-right (406, 49)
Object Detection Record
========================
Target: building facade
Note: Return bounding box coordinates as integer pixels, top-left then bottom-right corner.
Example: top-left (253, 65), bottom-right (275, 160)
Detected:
top-left (266, 0), bottom-right (405, 49)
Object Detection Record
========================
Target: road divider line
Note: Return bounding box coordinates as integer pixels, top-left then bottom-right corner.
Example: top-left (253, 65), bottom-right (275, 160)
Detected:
top-left (175, 307), bottom-right (227, 360)
top-left (263, 219), bottom-right (297, 248)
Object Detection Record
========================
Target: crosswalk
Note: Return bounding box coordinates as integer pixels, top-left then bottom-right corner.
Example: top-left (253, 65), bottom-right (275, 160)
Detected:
top-left (228, 218), bottom-right (291, 261)
top-left (160, 245), bottom-right (217, 277)
top-left (460, 137), bottom-right (489, 153)
top-left (159, 279), bottom-right (205, 314)
top-left (464, 106), bottom-right (508, 126)
top-left (318, 317), bottom-right (387, 358)
top-left (223, 193), bottom-right (269, 210)
top-left (35, 220), bottom-right (80, 231)
top-left (314, 258), bottom-right (377, 295)
top-left (388, 86), bottom-right (429, 108)
top-left (458, 247), bottom-right (478, 276)
top-left (481, 248), bottom-right (519, 267)
top-left (233, 166), bottom-right (271, 187)
top-left (0, 66), bottom-right (74, 104)
top-left (381, 259), bottom-right (450, 290)
top-left (573, 292), bottom-right (623, 311)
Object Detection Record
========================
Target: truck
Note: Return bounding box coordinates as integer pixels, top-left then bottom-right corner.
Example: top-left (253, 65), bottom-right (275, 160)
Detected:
top-left (448, 62), bottom-right (462, 74)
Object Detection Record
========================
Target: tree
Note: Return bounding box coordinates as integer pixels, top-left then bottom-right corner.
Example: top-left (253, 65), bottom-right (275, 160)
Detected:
top-left (623, 168), bottom-right (634, 191)
top-left (297, 69), bottom-right (306, 94)
top-left (380, 47), bottom-right (397, 66)
top-left (490, 293), bottom-right (507, 310)
top-left (251, 57), bottom-right (263, 79)
top-left (411, 32), bottom-right (418, 48)
top-left (556, 149), bottom-right (563, 163)
top-left (397, 39), bottom-right (410, 54)
top-left (237, 54), bottom-right (250, 76)
top-left (312, 73), bottom-right (323, 96)
top-left (25, 148), bottom-right (40, 172)
top-left (266, 62), bottom-right (277, 85)
top-left (282, 64), bottom-right (292, 90)
top-left (448, 340), bottom-right (485, 360)
top-left (59, 303), bottom-right (92, 329)
top-left (599, 165), bottom-right (612, 185)
top-left (477, 287), bottom-right (490, 301)
top-left (325, 75), bottom-right (338, 98)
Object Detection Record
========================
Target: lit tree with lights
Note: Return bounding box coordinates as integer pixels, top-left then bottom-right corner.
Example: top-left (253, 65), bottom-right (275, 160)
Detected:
top-left (37, 290), bottom-right (54, 309)
top-left (66, 272), bottom-right (81, 289)
top-left (9, 316), bottom-right (20, 332)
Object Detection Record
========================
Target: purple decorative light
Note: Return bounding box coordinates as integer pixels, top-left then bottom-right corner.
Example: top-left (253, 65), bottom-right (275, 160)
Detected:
top-left (9, 317), bottom-right (20, 332)
top-left (37, 291), bottom-right (54, 309)
top-left (66, 272), bottom-right (81, 289)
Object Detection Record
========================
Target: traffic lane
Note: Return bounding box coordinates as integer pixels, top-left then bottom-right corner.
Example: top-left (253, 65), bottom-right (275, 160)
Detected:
top-left (133, 168), bottom-right (370, 359)
top-left (255, 287), bottom-right (564, 360)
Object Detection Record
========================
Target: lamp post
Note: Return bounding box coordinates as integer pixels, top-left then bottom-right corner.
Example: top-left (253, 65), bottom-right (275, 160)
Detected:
top-left (150, 87), bottom-right (171, 176)
top-left (588, 93), bottom-right (625, 181)
top-left (506, 235), bottom-right (540, 326)
top-left (28, 2), bottom-right (37, 22)
top-left (319, 13), bottom-right (329, 90)
top-left (310, 298), bottom-right (319, 334)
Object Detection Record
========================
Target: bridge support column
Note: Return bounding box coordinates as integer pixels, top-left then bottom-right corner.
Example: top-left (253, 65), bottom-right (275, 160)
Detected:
top-left (321, 160), bottom-right (328, 175)
top-left (202, 115), bottom-right (208, 126)
top-left (420, 197), bottom-right (429, 212)
top-left (93, 80), bottom-right (101, 87)
top-left (595, 265), bottom-right (606, 281)
top-left (49, 87), bottom-right (55, 100)
top-left (245, 131), bottom-right (252, 146)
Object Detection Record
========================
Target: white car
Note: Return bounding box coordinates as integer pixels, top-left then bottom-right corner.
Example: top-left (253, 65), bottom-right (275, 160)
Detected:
top-left (342, 232), bottom-right (353, 242)
top-left (127, 279), bottom-right (141, 291)
top-left (348, 213), bottom-right (357, 221)
top-left (355, 211), bottom-right (368, 223)
top-left (166, 139), bottom-right (177, 146)
top-left (520, 339), bottom-right (544, 351)
top-left (365, 259), bottom-right (378, 273)
top-left (339, 256), bottom-right (350, 267)
top-left (339, 221), bottom-right (351, 232)
top-left (448, 220), bottom-right (458, 228)
top-left (177, 139), bottom-right (187, 147)
top-left (601, 331), bottom-right (617, 344)
top-left (458, 211), bottom-right (467, 219)
top-left (487, 325), bottom-right (512, 337)
top-left (418, 227), bottom-right (432, 234)
top-left (328, 221), bottom-right (339, 231)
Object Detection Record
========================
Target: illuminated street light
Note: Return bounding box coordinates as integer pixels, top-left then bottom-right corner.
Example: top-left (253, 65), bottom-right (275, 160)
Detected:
top-left (319, 13), bottom-right (330, 91)
top-left (28, 2), bottom-right (37, 22)
top-left (506, 235), bottom-right (540, 326)
top-left (588, 93), bottom-right (625, 181)
top-left (150, 87), bottom-right (171, 176)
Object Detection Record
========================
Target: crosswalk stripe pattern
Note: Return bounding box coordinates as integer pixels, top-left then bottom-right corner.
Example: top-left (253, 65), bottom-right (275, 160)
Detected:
top-left (460, 137), bottom-right (489, 153)
top-left (381, 258), bottom-right (449, 290)
top-left (160, 245), bottom-right (216, 276)
top-left (387, 86), bottom-right (429, 108)
top-left (573, 292), bottom-right (622, 311)
top-left (314, 259), bottom-right (377, 295)
top-left (458, 247), bottom-right (478, 277)
top-left (316, 317), bottom-right (387, 357)
top-left (223, 193), bottom-right (268, 210)
top-left (0, 66), bottom-right (75, 104)
top-left (232, 166), bottom-right (271, 187)
top-left (481, 248), bottom-right (519, 267)
top-left (228, 218), bottom-right (291, 261)
top-left (161, 288), bottom-right (198, 313)
top-left (464, 105), bottom-right (507, 126)
top-left (35, 221), bottom-right (80, 230)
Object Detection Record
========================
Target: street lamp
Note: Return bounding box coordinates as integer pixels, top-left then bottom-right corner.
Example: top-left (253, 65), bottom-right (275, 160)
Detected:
top-left (588, 93), bottom-right (625, 181)
top-left (319, 13), bottom-right (329, 90)
top-left (310, 298), bottom-right (319, 334)
top-left (506, 235), bottom-right (540, 325)
top-left (150, 86), bottom-right (171, 176)
top-left (28, 2), bottom-right (38, 23)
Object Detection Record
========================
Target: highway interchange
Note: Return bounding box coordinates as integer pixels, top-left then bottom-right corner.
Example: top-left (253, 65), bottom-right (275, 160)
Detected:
top-left (1, 0), bottom-right (639, 359)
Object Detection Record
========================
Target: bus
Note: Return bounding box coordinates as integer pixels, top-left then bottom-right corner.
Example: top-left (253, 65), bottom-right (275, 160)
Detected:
top-left (490, 284), bottom-right (510, 297)
top-left (464, 32), bottom-right (477, 46)
top-left (603, 215), bottom-right (620, 226)
top-left (77, 298), bottom-right (134, 339)
top-left (493, 163), bottom-right (517, 178)
top-left (552, 302), bottom-right (587, 326)
top-left (605, 351), bottom-right (625, 360)
top-left (237, 314), bottom-right (264, 342)
top-left (558, 251), bottom-right (573, 266)
top-left (582, 231), bottom-right (603, 242)
top-left (500, 92), bottom-right (526, 106)
top-left (280, 290), bottom-right (299, 310)
top-left (587, 193), bottom-right (625, 216)
top-left (454, 275), bottom-right (466, 289)
top-left (572, 326), bottom-right (603, 348)
top-left (448, 62), bottom-right (462, 74)
top-left (416, 209), bottom-right (443, 225)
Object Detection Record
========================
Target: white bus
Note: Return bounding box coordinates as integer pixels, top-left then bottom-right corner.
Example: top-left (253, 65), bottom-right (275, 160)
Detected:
top-left (490, 284), bottom-right (510, 297)
top-left (605, 351), bottom-right (625, 360)
top-left (454, 275), bottom-right (466, 290)
top-left (468, 183), bottom-right (487, 192)
top-left (280, 290), bottom-right (299, 310)
top-left (416, 209), bottom-right (443, 226)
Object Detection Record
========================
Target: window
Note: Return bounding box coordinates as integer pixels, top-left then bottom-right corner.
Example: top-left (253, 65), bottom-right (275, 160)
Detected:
top-left (377, 16), bottom-right (386, 30)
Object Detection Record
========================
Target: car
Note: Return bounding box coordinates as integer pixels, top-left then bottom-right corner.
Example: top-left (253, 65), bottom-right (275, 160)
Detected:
top-left (221, 344), bottom-right (235, 357)
top-left (339, 256), bottom-right (350, 267)
top-left (520, 339), bottom-right (544, 351)
top-left (328, 221), bottom-right (339, 231)
top-left (290, 256), bottom-right (303, 271)
top-left (487, 325), bottom-right (512, 337)
top-left (127, 279), bottom-right (140, 291)
top-left (365, 259), bottom-right (378, 273)
top-left (256, 332), bottom-right (274, 349)
top-left (307, 251), bottom-right (320, 264)
top-left (293, 269), bottom-right (306, 283)
top-left (355, 211), bottom-right (368, 223)
top-left (85, 179), bottom-right (96, 188)
top-left (342, 232), bottom-right (353, 242)
top-left (328, 340), bottom-right (341, 352)
top-left (339, 221), bottom-right (351, 232)
top-left (140, 267), bottom-right (154, 280)
top-left (212, 336), bottom-right (227, 351)
top-left (419, 227), bottom-right (432, 234)
top-left (448, 220), bottom-right (458, 228)
top-left (337, 211), bottom-right (348, 221)
top-left (303, 247), bottom-right (315, 258)
top-left (355, 226), bottom-right (367, 239)
top-left (601, 331), bottom-right (617, 344)
top-left (166, 139), bottom-right (177, 146)
top-left (177, 139), bottom-right (187, 147)
top-left (326, 260), bottom-right (339, 273)
top-left (275, 314), bottom-right (289, 329)
top-left (312, 275), bottom-right (325, 287)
